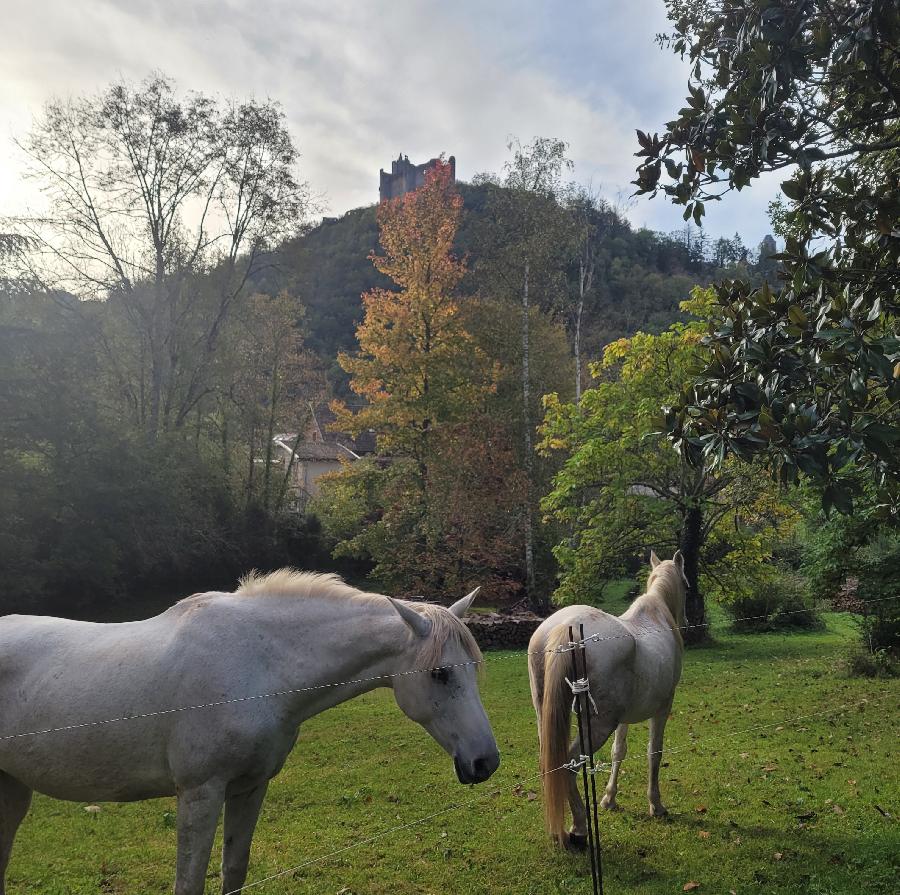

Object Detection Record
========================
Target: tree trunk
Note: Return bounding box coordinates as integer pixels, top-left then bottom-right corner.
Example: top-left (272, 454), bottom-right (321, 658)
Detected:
top-left (575, 259), bottom-right (585, 403)
top-left (679, 503), bottom-right (708, 644)
top-left (521, 258), bottom-right (542, 611)
top-left (262, 357), bottom-right (280, 515)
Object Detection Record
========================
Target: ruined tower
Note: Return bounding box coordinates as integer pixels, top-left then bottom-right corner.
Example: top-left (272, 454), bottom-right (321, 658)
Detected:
top-left (379, 154), bottom-right (456, 202)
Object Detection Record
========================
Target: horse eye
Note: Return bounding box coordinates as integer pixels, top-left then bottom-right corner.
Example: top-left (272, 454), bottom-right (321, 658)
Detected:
top-left (431, 668), bottom-right (450, 684)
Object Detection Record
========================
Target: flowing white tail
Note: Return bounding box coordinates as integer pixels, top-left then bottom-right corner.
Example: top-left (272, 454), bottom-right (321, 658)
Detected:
top-left (539, 624), bottom-right (577, 843)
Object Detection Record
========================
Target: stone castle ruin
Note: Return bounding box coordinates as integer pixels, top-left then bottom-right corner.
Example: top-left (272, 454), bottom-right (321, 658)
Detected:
top-left (379, 153), bottom-right (456, 202)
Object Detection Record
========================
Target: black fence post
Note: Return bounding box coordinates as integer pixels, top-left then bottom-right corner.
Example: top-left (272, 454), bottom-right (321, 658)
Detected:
top-left (569, 624), bottom-right (604, 895)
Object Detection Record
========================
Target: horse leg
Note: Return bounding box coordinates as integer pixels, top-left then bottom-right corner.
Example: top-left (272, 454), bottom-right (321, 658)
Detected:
top-left (564, 739), bottom-right (588, 849)
top-left (221, 782), bottom-right (269, 894)
top-left (567, 717), bottom-right (616, 849)
top-left (0, 772), bottom-right (32, 895)
top-left (647, 703), bottom-right (672, 817)
top-left (600, 723), bottom-right (628, 810)
top-left (175, 780), bottom-right (226, 895)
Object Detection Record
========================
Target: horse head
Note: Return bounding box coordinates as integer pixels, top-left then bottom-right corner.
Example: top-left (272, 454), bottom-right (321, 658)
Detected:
top-left (388, 591), bottom-right (500, 785)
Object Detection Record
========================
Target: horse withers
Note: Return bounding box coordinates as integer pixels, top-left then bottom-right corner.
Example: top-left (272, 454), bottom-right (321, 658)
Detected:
top-left (528, 551), bottom-right (687, 848)
top-left (0, 571), bottom-right (500, 894)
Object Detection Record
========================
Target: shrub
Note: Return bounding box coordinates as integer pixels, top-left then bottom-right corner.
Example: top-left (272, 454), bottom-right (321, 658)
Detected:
top-left (726, 567), bottom-right (822, 632)
top-left (843, 647), bottom-right (897, 679)
top-left (853, 529), bottom-right (900, 658)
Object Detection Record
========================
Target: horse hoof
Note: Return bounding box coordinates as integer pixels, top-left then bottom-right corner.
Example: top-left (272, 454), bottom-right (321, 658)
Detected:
top-left (600, 796), bottom-right (618, 811)
top-left (650, 805), bottom-right (668, 818)
top-left (567, 832), bottom-right (588, 851)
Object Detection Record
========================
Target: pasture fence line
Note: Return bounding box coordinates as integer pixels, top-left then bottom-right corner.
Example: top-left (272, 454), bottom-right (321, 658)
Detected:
top-left (221, 755), bottom-right (585, 895)
top-left (569, 622), bottom-right (604, 895)
top-left (223, 689), bottom-right (884, 894)
top-left (2, 594), bottom-right (897, 745)
top-left (539, 593), bottom-right (900, 656)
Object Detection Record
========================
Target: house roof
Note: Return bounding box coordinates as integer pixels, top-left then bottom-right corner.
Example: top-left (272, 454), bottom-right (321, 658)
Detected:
top-left (270, 403), bottom-right (378, 463)
top-left (272, 434), bottom-right (355, 462)
top-left (308, 402), bottom-right (377, 455)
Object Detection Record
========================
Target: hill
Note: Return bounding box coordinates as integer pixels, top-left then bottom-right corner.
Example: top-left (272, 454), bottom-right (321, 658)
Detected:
top-left (252, 182), bottom-right (774, 389)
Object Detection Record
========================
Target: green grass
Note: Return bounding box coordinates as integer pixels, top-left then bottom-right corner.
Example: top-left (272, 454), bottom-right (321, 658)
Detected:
top-left (7, 613), bottom-right (898, 894)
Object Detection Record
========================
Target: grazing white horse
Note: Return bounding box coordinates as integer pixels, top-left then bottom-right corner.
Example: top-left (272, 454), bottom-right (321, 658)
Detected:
top-left (528, 551), bottom-right (687, 848)
top-left (0, 570), bottom-right (499, 894)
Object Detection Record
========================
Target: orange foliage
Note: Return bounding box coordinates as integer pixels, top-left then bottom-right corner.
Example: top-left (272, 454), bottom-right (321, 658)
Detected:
top-left (332, 160), bottom-right (493, 455)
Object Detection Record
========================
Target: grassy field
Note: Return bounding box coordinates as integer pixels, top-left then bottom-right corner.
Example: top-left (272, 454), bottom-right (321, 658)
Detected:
top-left (6, 610), bottom-right (897, 895)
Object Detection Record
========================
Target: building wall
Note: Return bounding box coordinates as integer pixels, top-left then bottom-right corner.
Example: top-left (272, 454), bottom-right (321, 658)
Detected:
top-left (379, 154), bottom-right (455, 202)
top-left (294, 458), bottom-right (343, 500)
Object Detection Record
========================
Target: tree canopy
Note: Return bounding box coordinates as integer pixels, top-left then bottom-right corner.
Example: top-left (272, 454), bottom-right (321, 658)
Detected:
top-left (541, 289), bottom-right (799, 641)
top-left (636, 0), bottom-right (900, 515)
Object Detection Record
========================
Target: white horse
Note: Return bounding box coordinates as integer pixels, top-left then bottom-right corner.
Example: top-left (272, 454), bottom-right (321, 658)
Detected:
top-left (528, 551), bottom-right (687, 848)
top-left (0, 570), bottom-right (499, 894)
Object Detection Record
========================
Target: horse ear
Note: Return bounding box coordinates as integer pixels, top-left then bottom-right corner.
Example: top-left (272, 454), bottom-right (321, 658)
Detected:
top-left (673, 550), bottom-right (684, 569)
top-left (650, 550), bottom-right (661, 568)
top-left (388, 598), bottom-right (433, 638)
top-left (448, 587), bottom-right (481, 618)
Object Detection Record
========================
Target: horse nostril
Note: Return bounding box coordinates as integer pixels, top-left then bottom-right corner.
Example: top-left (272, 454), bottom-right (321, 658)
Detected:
top-left (473, 753), bottom-right (499, 782)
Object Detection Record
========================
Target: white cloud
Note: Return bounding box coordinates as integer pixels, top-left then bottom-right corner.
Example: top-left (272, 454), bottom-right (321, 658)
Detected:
top-left (0, 0), bottom-right (777, 245)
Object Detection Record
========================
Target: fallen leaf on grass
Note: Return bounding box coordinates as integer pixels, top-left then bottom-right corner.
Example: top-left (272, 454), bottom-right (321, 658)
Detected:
top-left (683, 882), bottom-right (701, 891)
top-left (833, 804), bottom-right (844, 815)
top-left (84, 805), bottom-right (101, 813)
top-left (695, 805), bottom-right (707, 813)
top-left (698, 830), bottom-right (710, 840)
top-left (774, 852), bottom-right (783, 860)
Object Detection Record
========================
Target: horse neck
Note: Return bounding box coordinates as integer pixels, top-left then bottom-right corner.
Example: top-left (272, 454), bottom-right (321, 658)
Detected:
top-left (263, 596), bottom-right (418, 722)
top-left (647, 574), bottom-right (684, 630)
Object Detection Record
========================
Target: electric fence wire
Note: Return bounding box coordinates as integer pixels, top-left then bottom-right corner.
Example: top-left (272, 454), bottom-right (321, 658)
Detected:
top-left (2, 594), bottom-right (896, 745)
top-left (224, 693), bottom-right (886, 894)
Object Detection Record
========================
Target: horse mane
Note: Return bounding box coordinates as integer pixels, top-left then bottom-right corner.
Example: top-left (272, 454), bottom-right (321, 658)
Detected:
top-left (236, 569), bottom-right (376, 603)
top-left (631, 561), bottom-right (686, 646)
top-left (408, 601), bottom-right (483, 669)
top-left (235, 568), bottom-right (481, 668)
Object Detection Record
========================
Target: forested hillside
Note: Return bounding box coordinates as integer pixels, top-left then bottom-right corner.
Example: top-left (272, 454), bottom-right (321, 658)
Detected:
top-left (0, 77), bottom-right (783, 617)
top-left (255, 181), bottom-right (775, 392)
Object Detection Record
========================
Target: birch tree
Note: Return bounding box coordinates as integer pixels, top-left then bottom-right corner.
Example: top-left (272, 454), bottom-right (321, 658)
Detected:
top-left (474, 138), bottom-right (576, 609)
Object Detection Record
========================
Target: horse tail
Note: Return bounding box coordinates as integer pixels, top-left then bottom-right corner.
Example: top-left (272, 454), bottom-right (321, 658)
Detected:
top-left (540, 624), bottom-right (576, 844)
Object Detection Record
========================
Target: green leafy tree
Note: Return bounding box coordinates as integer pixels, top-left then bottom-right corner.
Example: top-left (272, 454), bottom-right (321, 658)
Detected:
top-left (636, 0), bottom-right (900, 513)
top-left (800, 485), bottom-right (899, 658)
top-left (541, 289), bottom-right (797, 642)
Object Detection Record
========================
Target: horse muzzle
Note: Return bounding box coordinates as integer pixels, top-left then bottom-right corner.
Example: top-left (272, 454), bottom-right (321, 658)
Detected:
top-left (453, 750), bottom-right (500, 784)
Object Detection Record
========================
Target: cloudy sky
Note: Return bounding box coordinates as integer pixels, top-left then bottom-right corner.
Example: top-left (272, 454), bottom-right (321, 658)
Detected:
top-left (0, 0), bottom-right (780, 245)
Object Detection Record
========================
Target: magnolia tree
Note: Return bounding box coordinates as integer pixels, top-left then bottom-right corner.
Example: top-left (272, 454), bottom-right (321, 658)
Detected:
top-left (636, 0), bottom-right (900, 515)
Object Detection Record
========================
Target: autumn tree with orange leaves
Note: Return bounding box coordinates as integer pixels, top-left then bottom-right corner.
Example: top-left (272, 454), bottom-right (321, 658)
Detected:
top-left (332, 160), bottom-right (492, 461)
top-left (320, 161), bottom-right (527, 598)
